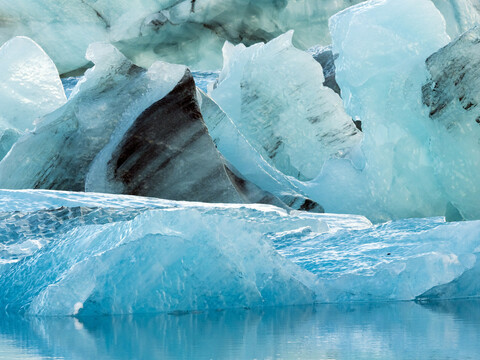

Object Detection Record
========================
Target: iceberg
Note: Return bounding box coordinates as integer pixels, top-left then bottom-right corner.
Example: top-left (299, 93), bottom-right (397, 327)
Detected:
top-left (274, 216), bottom-right (480, 302)
top-left (307, 0), bottom-right (452, 222)
top-left (422, 26), bottom-right (480, 221)
top-left (0, 36), bottom-right (66, 159)
top-left (1, 190), bottom-right (480, 316)
top-left (0, 0), bottom-right (363, 74)
top-left (0, 189), bottom-right (341, 316)
top-left (210, 32), bottom-right (362, 181)
top-left (197, 89), bottom-right (325, 212)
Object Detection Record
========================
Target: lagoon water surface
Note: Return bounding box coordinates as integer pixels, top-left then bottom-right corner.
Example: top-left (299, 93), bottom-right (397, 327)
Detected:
top-left (1, 300), bottom-right (480, 359)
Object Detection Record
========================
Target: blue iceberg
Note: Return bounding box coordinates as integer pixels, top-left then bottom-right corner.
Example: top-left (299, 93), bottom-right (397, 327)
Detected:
top-left (0, 190), bottom-right (479, 316)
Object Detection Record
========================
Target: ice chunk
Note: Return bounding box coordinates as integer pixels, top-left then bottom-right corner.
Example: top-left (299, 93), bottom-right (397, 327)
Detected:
top-left (422, 27), bottom-right (480, 220)
top-left (308, 0), bottom-right (451, 222)
top-left (0, 43), bottom-right (183, 191)
top-left (0, 36), bottom-right (66, 159)
top-left (0, 0), bottom-right (363, 74)
top-left (86, 68), bottom-right (258, 204)
top-left (210, 32), bottom-right (362, 181)
top-left (0, 190), bottom-right (338, 316)
top-left (1, 190), bottom-right (480, 315)
top-left (272, 217), bottom-right (480, 302)
top-left (197, 89), bottom-right (325, 212)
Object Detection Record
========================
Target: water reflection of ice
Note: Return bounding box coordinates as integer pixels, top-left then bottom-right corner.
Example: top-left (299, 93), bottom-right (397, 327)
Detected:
top-left (1, 300), bottom-right (480, 360)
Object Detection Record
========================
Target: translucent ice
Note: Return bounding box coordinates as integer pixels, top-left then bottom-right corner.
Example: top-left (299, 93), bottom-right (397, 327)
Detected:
top-left (210, 32), bottom-right (362, 181)
top-left (1, 190), bottom-right (480, 316)
top-left (308, 0), bottom-right (452, 222)
top-left (0, 36), bottom-right (66, 159)
top-left (0, 0), bottom-right (363, 74)
top-left (422, 27), bottom-right (480, 220)
top-left (197, 89), bottom-right (325, 212)
top-left (0, 190), bottom-right (339, 316)
top-left (273, 216), bottom-right (480, 302)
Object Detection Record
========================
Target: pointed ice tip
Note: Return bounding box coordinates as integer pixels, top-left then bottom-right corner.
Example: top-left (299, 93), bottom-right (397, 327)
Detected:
top-left (85, 42), bottom-right (127, 65)
top-left (265, 30), bottom-right (295, 50)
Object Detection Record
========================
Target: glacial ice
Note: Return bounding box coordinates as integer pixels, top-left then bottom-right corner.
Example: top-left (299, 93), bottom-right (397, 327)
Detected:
top-left (84, 66), bottom-right (249, 204)
top-left (0, 36), bottom-right (66, 159)
top-left (422, 27), bottom-right (480, 220)
top-left (197, 89), bottom-right (324, 212)
top-left (0, 0), bottom-right (363, 74)
top-left (210, 31), bottom-right (362, 181)
top-left (0, 190), bottom-right (335, 315)
top-left (0, 42), bottom-right (183, 191)
top-left (1, 190), bottom-right (480, 316)
top-left (432, 0), bottom-right (480, 38)
top-left (306, 0), bottom-right (453, 222)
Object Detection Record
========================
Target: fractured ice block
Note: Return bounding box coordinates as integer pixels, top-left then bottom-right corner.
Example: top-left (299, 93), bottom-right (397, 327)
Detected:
top-left (0, 190), bottom-right (334, 316)
top-left (197, 89), bottom-right (325, 212)
top-left (210, 31), bottom-right (362, 181)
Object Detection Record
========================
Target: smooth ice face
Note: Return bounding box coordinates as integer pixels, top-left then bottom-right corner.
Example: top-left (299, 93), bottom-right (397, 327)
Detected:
top-left (422, 27), bottom-right (480, 220)
top-left (210, 32), bottom-right (362, 181)
top-left (0, 37), bottom-right (66, 159)
top-left (0, 0), bottom-right (363, 74)
top-left (309, 0), bottom-right (451, 222)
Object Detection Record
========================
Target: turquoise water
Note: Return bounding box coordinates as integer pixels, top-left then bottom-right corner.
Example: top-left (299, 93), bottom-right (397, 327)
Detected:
top-left (1, 300), bottom-right (479, 359)
top-left (61, 71), bottom-right (219, 98)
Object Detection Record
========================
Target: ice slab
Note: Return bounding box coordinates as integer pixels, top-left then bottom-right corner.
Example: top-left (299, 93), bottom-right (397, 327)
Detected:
top-left (307, 0), bottom-right (452, 222)
top-left (198, 89), bottom-right (325, 212)
top-left (0, 190), bottom-right (342, 316)
top-left (1, 190), bottom-right (480, 315)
